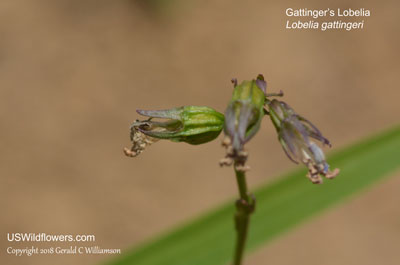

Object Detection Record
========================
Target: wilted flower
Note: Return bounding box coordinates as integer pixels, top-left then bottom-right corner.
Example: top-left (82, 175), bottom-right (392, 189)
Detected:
top-left (123, 120), bottom-right (159, 157)
top-left (124, 106), bottom-right (224, 157)
top-left (224, 75), bottom-right (267, 153)
top-left (266, 99), bottom-right (339, 184)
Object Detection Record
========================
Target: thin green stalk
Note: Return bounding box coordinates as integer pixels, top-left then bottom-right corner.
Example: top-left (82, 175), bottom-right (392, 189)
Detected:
top-left (235, 169), bottom-right (249, 201)
top-left (233, 165), bottom-right (255, 265)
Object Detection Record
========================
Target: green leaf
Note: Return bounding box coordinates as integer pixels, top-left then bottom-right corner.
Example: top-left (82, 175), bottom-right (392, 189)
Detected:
top-left (107, 126), bottom-right (400, 265)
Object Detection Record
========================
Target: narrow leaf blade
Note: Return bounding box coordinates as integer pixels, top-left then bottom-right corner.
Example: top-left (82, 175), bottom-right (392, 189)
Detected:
top-left (107, 126), bottom-right (400, 265)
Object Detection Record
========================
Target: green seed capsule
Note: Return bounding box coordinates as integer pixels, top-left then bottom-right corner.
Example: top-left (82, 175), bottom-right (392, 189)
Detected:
top-left (134, 106), bottom-right (225, 145)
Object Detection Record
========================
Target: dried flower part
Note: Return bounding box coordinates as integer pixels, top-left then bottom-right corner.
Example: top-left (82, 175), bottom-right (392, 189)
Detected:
top-left (267, 99), bottom-right (339, 184)
top-left (224, 75), bottom-right (266, 152)
top-left (124, 120), bottom-right (159, 157)
top-left (219, 136), bottom-right (250, 172)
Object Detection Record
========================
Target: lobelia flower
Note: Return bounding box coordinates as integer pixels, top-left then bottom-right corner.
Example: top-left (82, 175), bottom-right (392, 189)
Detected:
top-left (221, 74), bottom-right (283, 170)
top-left (224, 75), bottom-right (267, 153)
top-left (266, 99), bottom-right (339, 184)
top-left (124, 106), bottom-right (224, 157)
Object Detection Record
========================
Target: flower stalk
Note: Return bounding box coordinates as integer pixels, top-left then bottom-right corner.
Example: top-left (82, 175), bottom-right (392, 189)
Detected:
top-left (233, 165), bottom-right (255, 265)
top-left (220, 136), bottom-right (255, 265)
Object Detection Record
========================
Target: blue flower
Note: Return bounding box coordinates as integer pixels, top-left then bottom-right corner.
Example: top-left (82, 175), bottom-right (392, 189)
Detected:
top-left (266, 99), bottom-right (339, 184)
top-left (224, 75), bottom-right (267, 153)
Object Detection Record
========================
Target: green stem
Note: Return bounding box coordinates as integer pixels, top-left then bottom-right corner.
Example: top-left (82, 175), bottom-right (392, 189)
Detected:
top-left (235, 169), bottom-right (249, 201)
top-left (233, 165), bottom-right (255, 265)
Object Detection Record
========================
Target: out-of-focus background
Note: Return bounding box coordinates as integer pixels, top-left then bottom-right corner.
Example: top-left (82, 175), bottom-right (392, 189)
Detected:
top-left (1, 0), bottom-right (399, 265)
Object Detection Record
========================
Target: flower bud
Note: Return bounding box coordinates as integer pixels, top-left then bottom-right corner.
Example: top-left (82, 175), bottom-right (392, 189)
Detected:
top-left (267, 99), bottom-right (339, 184)
top-left (224, 75), bottom-right (266, 152)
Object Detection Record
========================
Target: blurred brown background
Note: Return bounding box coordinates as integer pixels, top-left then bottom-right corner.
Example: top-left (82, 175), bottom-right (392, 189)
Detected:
top-left (1, 0), bottom-right (399, 265)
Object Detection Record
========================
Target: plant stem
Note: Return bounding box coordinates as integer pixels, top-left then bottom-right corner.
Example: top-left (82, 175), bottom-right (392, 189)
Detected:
top-left (233, 165), bottom-right (255, 265)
